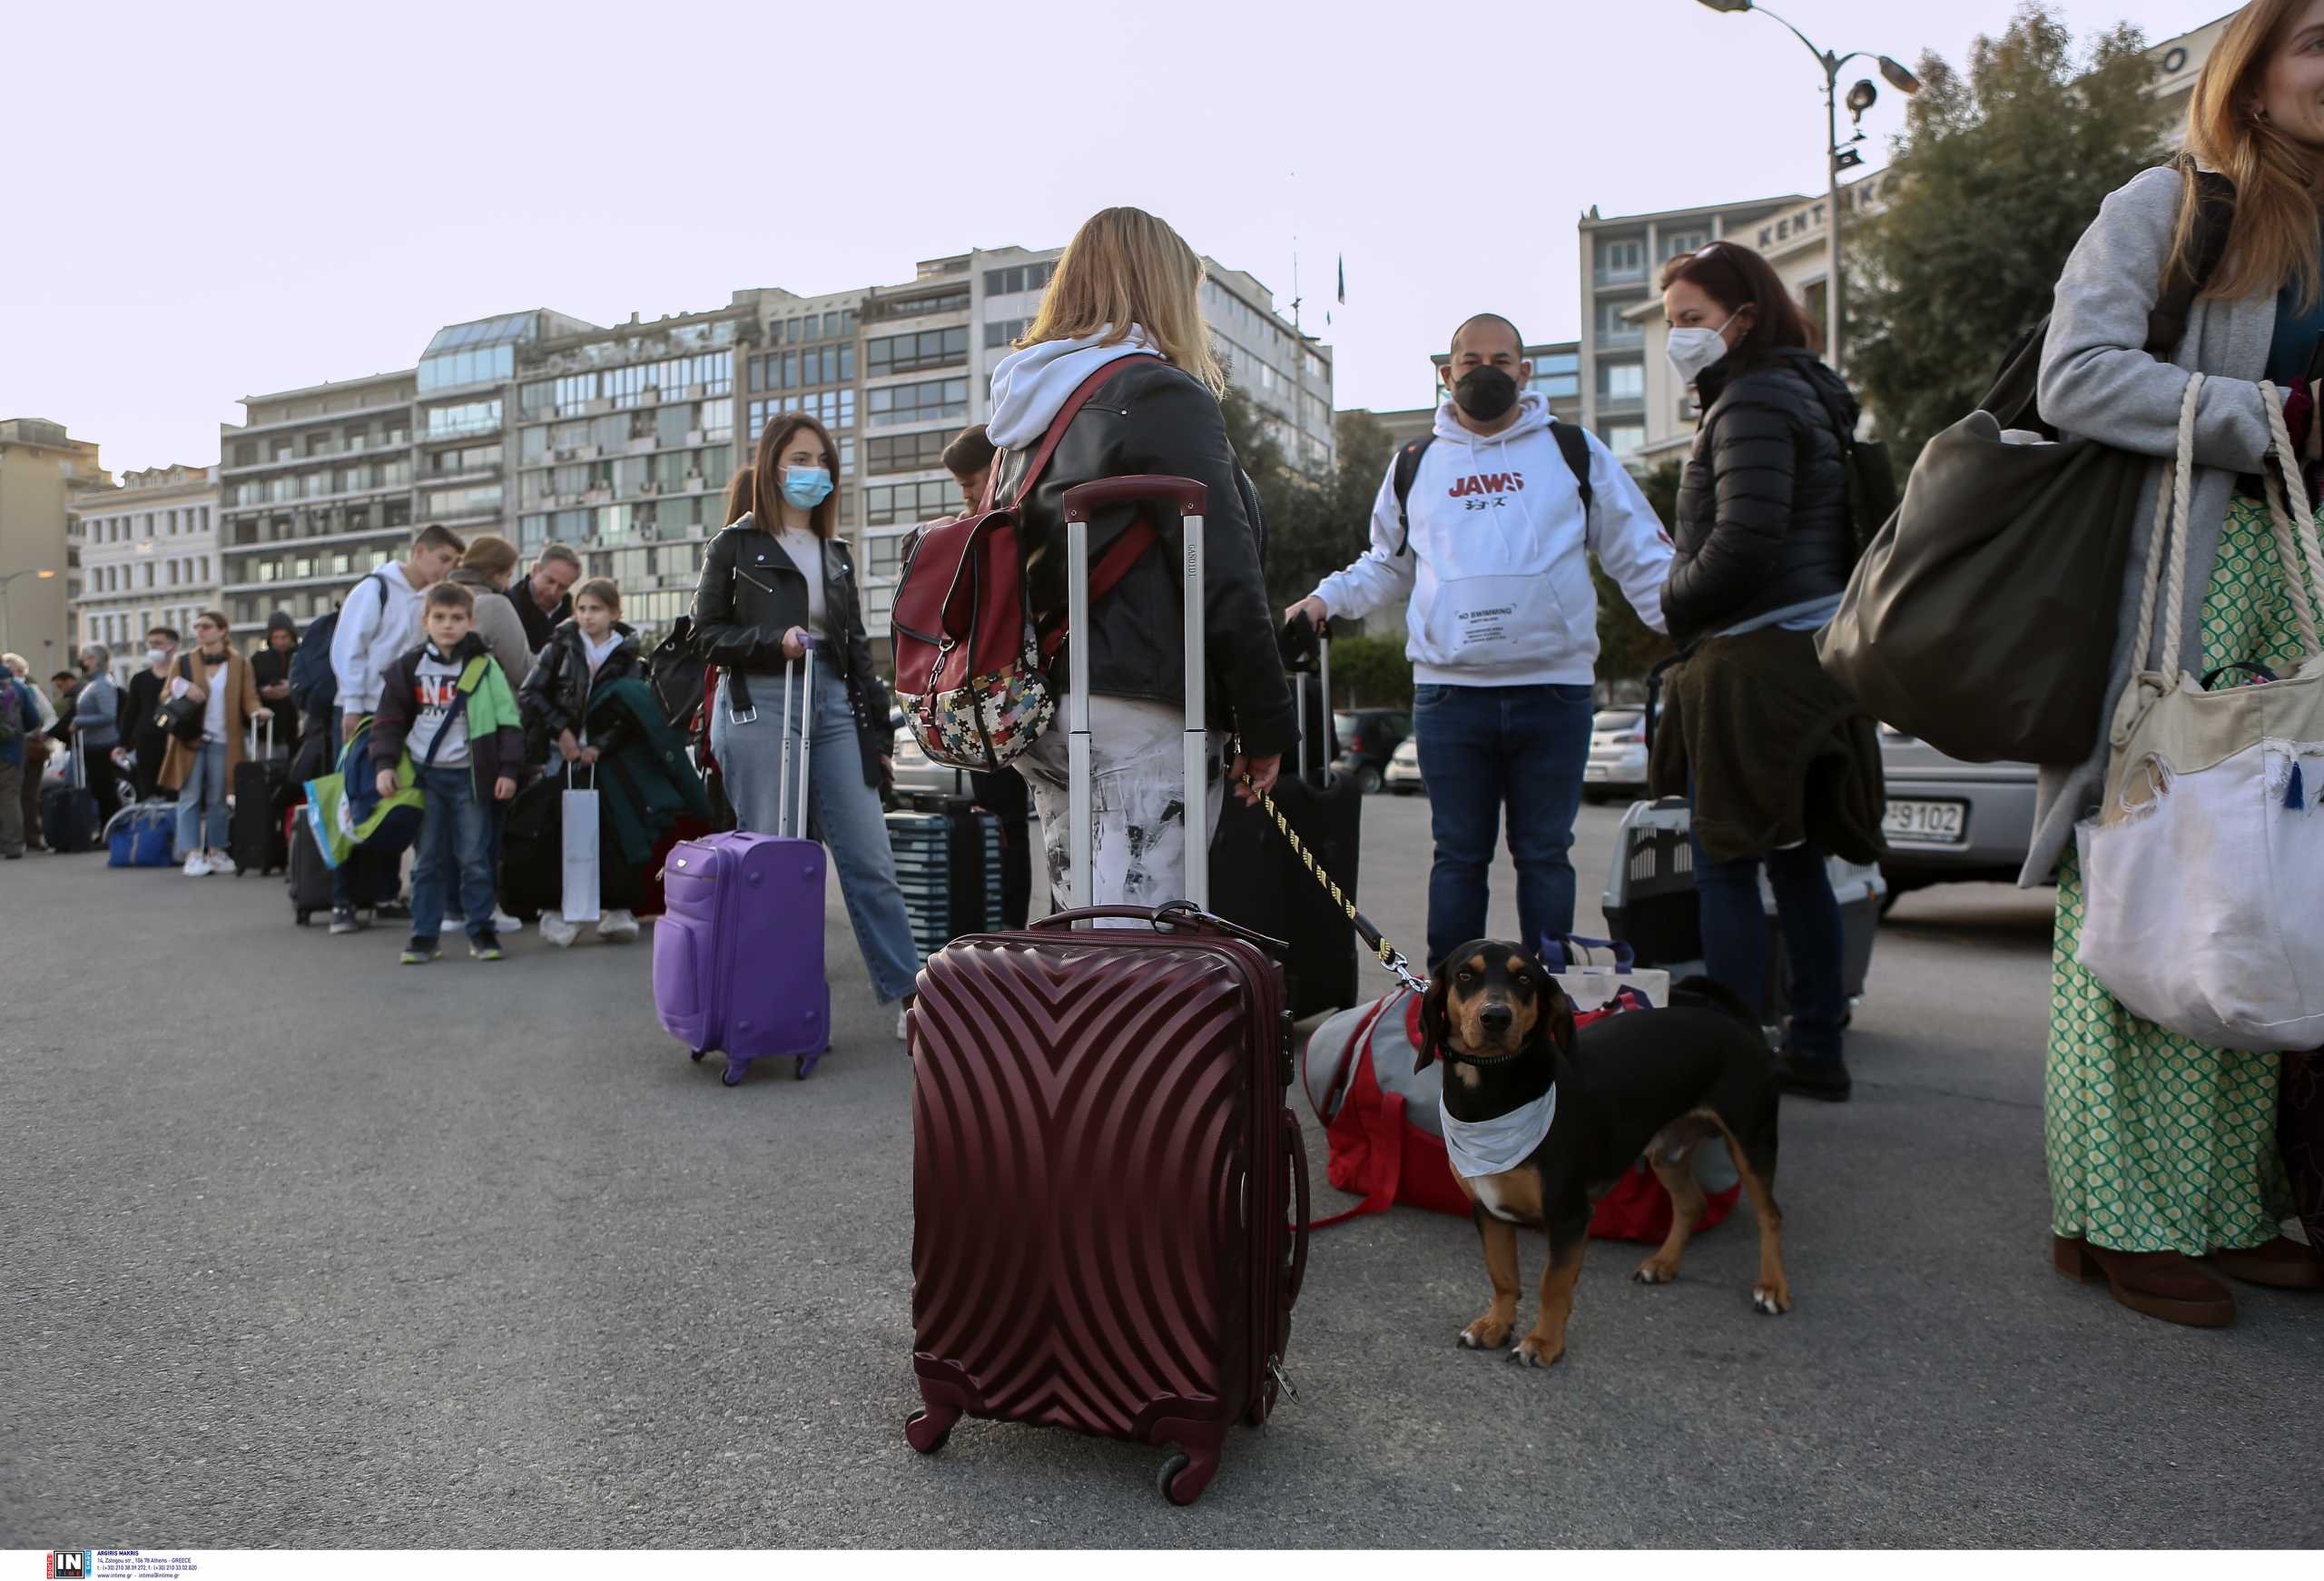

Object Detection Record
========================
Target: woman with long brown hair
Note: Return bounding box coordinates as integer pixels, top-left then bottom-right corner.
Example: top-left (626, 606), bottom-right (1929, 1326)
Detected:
top-left (985, 206), bottom-right (1294, 910)
top-left (692, 414), bottom-right (919, 1039)
top-left (2035, 0), bottom-right (2324, 1324)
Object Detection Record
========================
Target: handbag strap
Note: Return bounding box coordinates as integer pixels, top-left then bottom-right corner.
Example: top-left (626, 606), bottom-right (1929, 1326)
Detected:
top-left (2258, 388), bottom-right (2324, 660)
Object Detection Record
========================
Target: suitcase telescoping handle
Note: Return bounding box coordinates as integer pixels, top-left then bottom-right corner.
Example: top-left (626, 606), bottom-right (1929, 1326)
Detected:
top-left (777, 634), bottom-right (815, 842)
top-left (1280, 616), bottom-right (1333, 786)
top-left (1060, 475), bottom-right (1209, 912)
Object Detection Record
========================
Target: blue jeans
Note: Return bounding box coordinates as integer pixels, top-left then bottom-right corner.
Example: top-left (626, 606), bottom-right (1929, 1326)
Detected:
top-left (1411, 681), bottom-right (1595, 971)
top-left (175, 741), bottom-right (231, 856)
top-left (409, 766), bottom-right (496, 944)
top-left (1689, 811), bottom-right (1846, 1060)
top-left (710, 667), bottom-right (920, 1003)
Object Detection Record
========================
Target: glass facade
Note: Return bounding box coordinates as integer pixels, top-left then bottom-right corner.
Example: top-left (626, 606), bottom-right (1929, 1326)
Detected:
top-left (865, 430), bottom-right (950, 475)
top-left (749, 345), bottom-right (853, 391)
top-left (866, 327), bottom-right (966, 377)
top-left (981, 262), bottom-right (1054, 296)
top-left (864, 479), bottom-right (958, 526)
top-left (419, 342), bottom-right (514, 392)
top-left (866, 377), bottom-right (967, 429)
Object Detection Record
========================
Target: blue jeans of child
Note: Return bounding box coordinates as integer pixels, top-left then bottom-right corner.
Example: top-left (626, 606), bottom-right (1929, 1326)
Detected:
top-left (175, 740), bottom-right (231, 856)
top-left (1411, 681), bottom-right (1595, 972)
top-left (409, 766), bottom-right (496, 944)
top-left (709, 666), bottom-right (921, 1004)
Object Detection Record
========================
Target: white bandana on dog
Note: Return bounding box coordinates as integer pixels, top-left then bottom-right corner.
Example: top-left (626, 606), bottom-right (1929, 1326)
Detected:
top-left (1440, 1084), bottom-right (1557, 1179)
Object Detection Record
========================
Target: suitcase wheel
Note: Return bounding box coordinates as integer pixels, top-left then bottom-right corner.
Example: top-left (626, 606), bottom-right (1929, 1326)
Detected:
top-left (904, 1408), bottom-right (955, 1455)
top-left (1157, 1452), bottom-right (1208, 1507)
top-left (295, 910), bottom-right (310, 927)
top-left (689, 1049), bottom-right (706, 1062)
top-left (721, 1064), bottom-right (744, 1086)
top-left (795, 1052), bottom-right (820, 1081)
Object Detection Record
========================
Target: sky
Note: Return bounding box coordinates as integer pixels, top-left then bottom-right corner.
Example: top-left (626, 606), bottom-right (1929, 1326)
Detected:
top-left (1, 0), bottom-right (2230, 475)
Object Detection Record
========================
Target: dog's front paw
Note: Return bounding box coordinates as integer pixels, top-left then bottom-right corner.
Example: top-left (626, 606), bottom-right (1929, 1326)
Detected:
top-left (1458, 1315), bottom-right (1513, 1350)
top-left (1508, 1335), bottom-right (1565, 1369)
top-left (1752, 1278), bottom-right (1792, 1316)
top-left (1631, 1255), bottom-right (1679, 1285)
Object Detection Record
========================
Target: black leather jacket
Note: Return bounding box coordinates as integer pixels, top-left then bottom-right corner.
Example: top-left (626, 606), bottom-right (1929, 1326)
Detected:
top-left (518, 618), bottom-right (642, 762)
top-left (993, 357), bottom-right (1296, 759)
top-left (1667, 348), bottom-right (1861, 649)
top-left (689, 514), bottom-right (887, 787)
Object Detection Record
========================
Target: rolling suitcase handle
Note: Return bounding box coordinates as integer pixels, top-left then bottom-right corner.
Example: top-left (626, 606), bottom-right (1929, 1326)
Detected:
top-left (1061, 475), bottom-right (1209, 913)
top-left (776, 635), bottom-right (815, 842)
top-left (243, 712), bottom-right (273, 776)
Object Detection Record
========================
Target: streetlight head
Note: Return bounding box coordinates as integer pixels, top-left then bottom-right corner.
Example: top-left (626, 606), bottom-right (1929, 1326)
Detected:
top-left (1695, 0), bottom-right (1752, 11)
top-left (1878, 55), bottom-right (1922, 94)
top-left (35, 569), bottom-right (54, 578)
top-left (1846, 78), bottom-right (1879, 116)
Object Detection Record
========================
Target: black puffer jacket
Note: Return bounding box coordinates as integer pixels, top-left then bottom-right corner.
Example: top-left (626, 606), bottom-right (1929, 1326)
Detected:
top-left (689, 515), bottom-right (888, 788)
top-left (1666, 348), bottom-right (1860, 649)
top-left (993, 357), bottom-right (1296, 759)
top-left (519, 618), bottom-right (643, 763)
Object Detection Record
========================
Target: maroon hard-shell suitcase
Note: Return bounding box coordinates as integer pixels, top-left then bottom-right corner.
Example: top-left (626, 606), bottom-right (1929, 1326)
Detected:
top-left (903, 475), bottom-right (1313, 1507)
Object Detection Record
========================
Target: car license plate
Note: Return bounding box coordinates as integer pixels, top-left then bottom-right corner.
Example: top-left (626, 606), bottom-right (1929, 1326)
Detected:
top-left (1884, 798), bottom-right (1966, 845)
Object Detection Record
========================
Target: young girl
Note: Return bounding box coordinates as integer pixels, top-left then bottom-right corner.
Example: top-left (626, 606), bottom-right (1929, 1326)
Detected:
top-left (693, 424), bottom-right (921, 1042)
top-left (519, 578), bottom-right (645, 946)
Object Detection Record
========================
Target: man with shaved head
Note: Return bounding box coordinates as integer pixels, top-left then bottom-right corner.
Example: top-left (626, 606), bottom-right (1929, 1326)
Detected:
top-left (1288, 313), bottom-right (1672, 971)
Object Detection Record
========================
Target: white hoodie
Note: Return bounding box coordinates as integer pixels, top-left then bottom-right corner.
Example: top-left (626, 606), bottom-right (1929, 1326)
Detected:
top-left (985, 325), bottom-right (1162, 450)
top-left (1312, 392), bottom-right (1672, 687)
top-left (328, 559), bottom-right (422, 716)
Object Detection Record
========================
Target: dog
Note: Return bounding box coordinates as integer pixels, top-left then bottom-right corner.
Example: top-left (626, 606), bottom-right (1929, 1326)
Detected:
top-left (1416, 940), bottom-right (1789, 1370)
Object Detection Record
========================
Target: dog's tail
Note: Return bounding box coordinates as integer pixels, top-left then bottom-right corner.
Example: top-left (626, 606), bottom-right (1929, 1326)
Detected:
top-left (1671, 973), bottom-right (1760, 1029)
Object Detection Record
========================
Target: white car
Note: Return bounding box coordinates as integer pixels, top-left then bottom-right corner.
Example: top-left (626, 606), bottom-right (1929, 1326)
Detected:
top-left (1384, 736), bottom-right (1423, 794)
top-left (1583, 709), bottom-right (1649, 803)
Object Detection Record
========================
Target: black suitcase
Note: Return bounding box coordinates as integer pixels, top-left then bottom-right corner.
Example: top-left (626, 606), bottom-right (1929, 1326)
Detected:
top-left (231, 720), bottom-right (286, 875)
top-left (290, 812), bottom-right (393, 924)
top-left (1208, 624), bottom-right (1361, 1020)
top-left (42, 753), bottom-right (100, 855)
top-left (887, 792), bottom-right (1004, 957)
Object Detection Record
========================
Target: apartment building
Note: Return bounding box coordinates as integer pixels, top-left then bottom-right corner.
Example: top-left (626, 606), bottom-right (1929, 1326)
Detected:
top-left (68, 464), bottom-right (218, 681)
top-left (1581, 11), bottom-right (2234, 469)
top-left (0, 418), bottom-right (107, 671)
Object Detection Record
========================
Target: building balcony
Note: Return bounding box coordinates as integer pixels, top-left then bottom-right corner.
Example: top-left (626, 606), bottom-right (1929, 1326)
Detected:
top-left (228, 396), bottom-right (415, 443)
top-left (225, 519), bottom-right (412, 557)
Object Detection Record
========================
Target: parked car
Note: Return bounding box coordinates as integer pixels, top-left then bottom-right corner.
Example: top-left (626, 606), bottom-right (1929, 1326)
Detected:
top-left (1582, 709), bottom-right (1648, 803)
top-left (1384, 736), bottom-right (1423, 795)
top-left (1876, 726), bottom-right (2041, 909)
top-left (1330, 709), bottom-right (1413, 794)
top-left (889, 720), bottom-right (966, 804)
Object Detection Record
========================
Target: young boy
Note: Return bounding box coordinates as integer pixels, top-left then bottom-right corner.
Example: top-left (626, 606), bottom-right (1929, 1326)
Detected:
top-left (369, 582), bottom-right (523, 963)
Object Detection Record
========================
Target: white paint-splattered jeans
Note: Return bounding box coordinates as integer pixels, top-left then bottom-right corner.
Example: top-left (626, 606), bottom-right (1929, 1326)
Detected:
top-left (1017, 694), bottom-right (1224, 915)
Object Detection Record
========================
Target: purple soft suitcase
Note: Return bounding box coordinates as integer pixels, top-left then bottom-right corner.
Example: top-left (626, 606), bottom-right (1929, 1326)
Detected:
top-left (652, 641), bottom-right (831, 1085)
top-left (904, 475), bottom-right (1312, 1507)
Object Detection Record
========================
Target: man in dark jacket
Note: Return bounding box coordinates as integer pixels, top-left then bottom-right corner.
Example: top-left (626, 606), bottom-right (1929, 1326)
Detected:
top-left (124, 625), bottom-right (180, 800)
top-left (248, 609), bottom-right (303, 760)
top-left (507, 544), bottom-right (580, 654)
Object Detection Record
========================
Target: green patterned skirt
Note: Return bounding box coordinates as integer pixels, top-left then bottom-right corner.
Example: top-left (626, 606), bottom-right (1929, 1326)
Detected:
top-left (2046, 491), bottom-right (2302, 1253)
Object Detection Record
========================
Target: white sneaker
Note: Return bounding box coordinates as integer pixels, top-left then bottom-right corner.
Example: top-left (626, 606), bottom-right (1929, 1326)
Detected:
top-left (538, 911), bottom-right (579, 949)
top-left (491, 909), bottom-right (525, 935)
top-left (897, 1004), bottom-right (912, 1042)
top-left (597, 909), bottom-right (639, 944)
top-left (182, 851), bottom-right (210, 877)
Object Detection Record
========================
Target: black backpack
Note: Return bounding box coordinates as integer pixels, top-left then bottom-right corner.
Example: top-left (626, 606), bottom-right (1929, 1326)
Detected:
top-left (1389, 421), bottom-right (1594, 556)
top-left (290, 570), bottom-right (387, 716)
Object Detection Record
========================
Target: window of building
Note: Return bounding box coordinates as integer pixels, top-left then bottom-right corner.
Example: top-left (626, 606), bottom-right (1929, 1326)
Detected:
top-left (1530, 350), bottom-right (1580, 399)
top-left (863, 480), bottom-right (957, 527)
top-left (865, 530), bottom-right (911, 579)
top-left (747, 389), bottom-right (855, 440)
top-left (866, 430), bottom-right (950, 475)
top-left (867, 327), bottom-right (968, 378)
top-left (1594, 238), bottom-right (1646, 285)
top-left (1594, 299), bottom-right (1643, 349)
top-left (426, 400), bottom-right (503, 440)
top-left (1599, 361), bottom-right (1644, 402)
top-left (1601, 421), bottom-right (1646, 458)
top-left (981, 262), bottom-right (1055, 297)
top-left (419, 342), bottom-right (514, 392)
top-left (984, 319), bottom-right (1028, 350)
top-left (864, 288), bottom-right (970, 322)
top-left (866, 377), bottom-right (968, 429)
top-left (1659, 228), bottom-right (1709, 261)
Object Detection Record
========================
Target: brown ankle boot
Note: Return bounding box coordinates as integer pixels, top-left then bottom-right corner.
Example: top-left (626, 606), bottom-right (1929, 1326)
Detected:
top-left (2053, 1236), bottom-right (2236, 1328)
top-left (2210, 1235), bottom-right (2324, 1290)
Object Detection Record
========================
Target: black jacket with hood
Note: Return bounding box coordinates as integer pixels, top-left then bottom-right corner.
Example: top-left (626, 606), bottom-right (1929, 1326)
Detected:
top-left (988, 354), bottom-right (1295, 759)
top-left (1666, 348), bottom-right (1860, 649)
top-left (248, 609), bottom-right (303, 751)
top-left (688, 515), bottom-right (888, 789)
top-left (519, 618), bottom-right (644, 764)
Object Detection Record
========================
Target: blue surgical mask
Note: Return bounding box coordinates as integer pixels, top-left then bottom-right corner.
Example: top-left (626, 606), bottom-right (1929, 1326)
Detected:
top-left (781, 466), bottom-right (833, 509)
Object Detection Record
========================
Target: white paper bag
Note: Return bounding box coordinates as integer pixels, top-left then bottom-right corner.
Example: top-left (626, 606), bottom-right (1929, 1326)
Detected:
top-left (562, 782), bottom-right (601, 924)
top-left (1554, 967), bottom-right (1670, 1013)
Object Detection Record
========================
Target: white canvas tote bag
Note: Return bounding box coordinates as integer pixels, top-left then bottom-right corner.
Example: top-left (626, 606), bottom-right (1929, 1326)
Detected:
top-left (2074, 375), bottom-right (2324, 1051)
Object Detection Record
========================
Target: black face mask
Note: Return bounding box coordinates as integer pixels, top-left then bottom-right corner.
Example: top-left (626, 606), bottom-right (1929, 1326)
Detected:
top-left (1452, 365), bottom-right (1518, 422)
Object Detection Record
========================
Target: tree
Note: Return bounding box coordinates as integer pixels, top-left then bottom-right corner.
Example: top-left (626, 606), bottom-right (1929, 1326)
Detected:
top-left (1594, 458), bottom-right (1679, 691)
top-left (1848, 5), bottom-right (2166, 469)
top-left (1222, 387), bottom-right (1394, 617)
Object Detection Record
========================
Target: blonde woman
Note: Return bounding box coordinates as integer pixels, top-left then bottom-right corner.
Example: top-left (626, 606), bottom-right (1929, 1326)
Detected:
top-left (2036, 0), bottom-right (2324, 1325)
top-left (985, 206), bottom-right (1295, 910)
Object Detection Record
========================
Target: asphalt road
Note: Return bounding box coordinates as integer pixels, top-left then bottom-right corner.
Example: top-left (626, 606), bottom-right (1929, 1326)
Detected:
top-left (4, 795), bottom-right (2318, 1548)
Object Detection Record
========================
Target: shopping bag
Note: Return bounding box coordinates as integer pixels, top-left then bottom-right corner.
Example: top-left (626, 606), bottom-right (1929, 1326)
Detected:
top-left (562, 769), bottom-right (602, 924)
top-left (2075, 376), bottom-right (2324, 1051)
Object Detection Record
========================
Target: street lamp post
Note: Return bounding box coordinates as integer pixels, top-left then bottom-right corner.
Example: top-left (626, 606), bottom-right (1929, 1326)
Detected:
top-left (0, 567), bottom-right (57, 657)
top-left (1697, 0), bottom-right (1919, 373)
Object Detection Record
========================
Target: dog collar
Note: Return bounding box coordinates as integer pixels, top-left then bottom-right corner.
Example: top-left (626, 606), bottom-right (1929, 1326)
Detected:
top-left (1440, 1084), bottom-right (1557, 1179)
